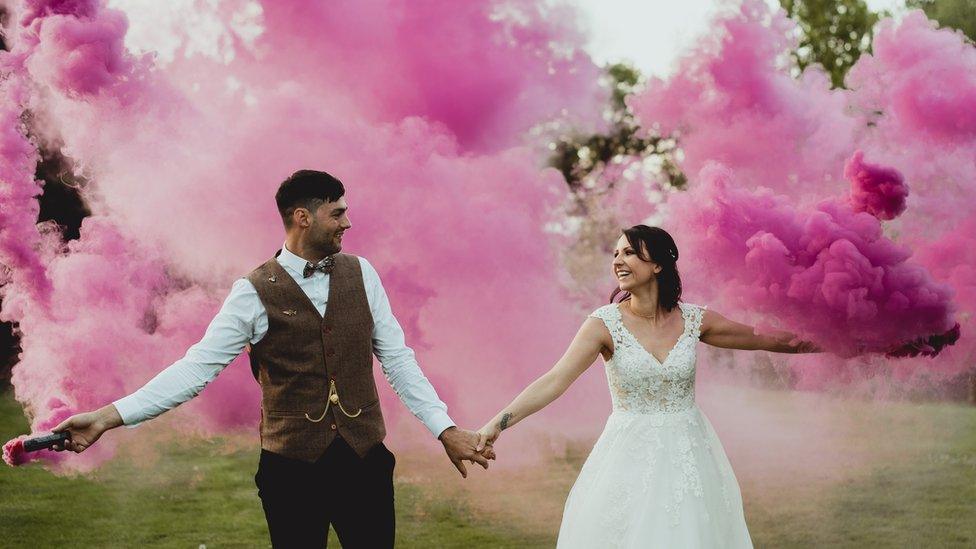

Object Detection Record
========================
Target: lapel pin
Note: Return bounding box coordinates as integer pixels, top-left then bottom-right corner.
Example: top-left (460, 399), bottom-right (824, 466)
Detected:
top-left (283, 309), bottom-right (297, 316)
top-left (268, 275), bottom-right (277, 282)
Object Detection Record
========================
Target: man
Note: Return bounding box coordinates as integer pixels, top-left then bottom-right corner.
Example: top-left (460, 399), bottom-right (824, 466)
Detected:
top-left (53, 170), bottom-right (491, 548)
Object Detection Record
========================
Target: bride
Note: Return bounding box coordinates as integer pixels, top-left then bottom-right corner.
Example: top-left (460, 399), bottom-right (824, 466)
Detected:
top-left (477, 225), bottom-right (820, 548)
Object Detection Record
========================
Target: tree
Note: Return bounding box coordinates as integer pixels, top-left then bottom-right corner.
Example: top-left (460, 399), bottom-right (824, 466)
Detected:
top-left (549, 62), bottom-right (685, 196)
top-left (547, 63), bottom-right (686, 293)
top-left (908, 0), bottom-right (976, 42)
top-left (780, 0), bottom-right (881, 88)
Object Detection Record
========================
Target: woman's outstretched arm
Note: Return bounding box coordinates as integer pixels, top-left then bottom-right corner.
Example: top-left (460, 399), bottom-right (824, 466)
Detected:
top-left (700, 309), bottom-right (821, 353)
top-left (476, 317), bottom-right (609, 452)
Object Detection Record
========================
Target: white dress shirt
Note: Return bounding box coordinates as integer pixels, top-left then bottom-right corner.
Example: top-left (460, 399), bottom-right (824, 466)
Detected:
top-left (112, 244), bottom-right (456, 438)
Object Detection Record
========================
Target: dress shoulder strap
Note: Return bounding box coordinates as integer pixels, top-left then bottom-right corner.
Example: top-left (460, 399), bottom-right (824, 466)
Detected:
top-left (681, 302), bottom-right (708, 340)
top-left (589, 304), bottom-right (626, 348)
top-left (589, 303), bottom-right (616, 322)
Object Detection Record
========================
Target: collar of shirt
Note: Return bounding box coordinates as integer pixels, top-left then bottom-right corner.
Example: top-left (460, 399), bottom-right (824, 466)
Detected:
top-left (277, 243), bottom-right (329, 278)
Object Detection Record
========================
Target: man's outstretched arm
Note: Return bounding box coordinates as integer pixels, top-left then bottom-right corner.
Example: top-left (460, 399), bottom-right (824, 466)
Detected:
top-left (360, 258), bottom-right (489, 477)
top-left (54, 278), bottom-right (260, 452)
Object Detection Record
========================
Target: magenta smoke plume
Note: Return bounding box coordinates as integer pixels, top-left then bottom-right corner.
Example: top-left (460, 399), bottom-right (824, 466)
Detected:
top-left (668, 154), bottom-right (957, 361)
top-left (629, 0), bottom-right (970, 386)
top-left (844, 151), bottom-right (908, 221)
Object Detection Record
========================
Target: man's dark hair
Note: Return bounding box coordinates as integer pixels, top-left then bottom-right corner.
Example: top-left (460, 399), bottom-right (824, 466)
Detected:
top-left (275, 170), bottom-right (345, 228)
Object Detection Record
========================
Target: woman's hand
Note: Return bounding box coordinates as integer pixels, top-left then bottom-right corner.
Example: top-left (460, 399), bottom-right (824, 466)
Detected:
top-left (476, 422), bottom-right (502, 459)
top-left (793, 340), bottom-right (822, 354)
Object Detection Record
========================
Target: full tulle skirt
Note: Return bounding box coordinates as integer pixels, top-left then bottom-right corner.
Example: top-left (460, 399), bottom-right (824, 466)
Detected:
top-left (557, 405), bottom-right (753, 549)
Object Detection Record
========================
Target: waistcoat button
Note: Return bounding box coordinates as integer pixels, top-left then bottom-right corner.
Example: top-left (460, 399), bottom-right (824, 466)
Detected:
top-left (330, 424), bottom-right (337, 430)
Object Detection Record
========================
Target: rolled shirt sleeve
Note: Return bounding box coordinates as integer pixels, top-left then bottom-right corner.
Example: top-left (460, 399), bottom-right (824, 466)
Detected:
top-left (360, 257), bottom-right (456, 438)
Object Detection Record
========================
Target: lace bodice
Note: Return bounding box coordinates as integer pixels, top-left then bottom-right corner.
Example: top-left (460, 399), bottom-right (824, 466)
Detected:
top-left (590, 302), bottom-right (706, 415)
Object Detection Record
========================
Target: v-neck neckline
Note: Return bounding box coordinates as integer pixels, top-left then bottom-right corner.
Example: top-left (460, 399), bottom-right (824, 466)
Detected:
top-left (615, 302), bottom-right (688, 366)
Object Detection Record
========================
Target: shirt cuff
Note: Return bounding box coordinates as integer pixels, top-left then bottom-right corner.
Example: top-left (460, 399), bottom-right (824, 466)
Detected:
top-left (423, 412), bottom-right (456, 439)
top-left (111, 396), bottom-right (146, 428)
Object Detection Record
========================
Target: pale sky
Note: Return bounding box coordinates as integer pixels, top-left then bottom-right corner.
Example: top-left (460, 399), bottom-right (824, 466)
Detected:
top-left (111, 0), bottom-right (909, 76)
top-left (572, 0), bottom-right (908, 78)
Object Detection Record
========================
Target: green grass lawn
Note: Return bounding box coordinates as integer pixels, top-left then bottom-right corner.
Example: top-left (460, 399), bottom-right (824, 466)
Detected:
top-left (742, 398), bottom-right (976, 548)
top-left (0, 392), bottom-right (546, 548)
top-left (1, 389), bottom-right (974, 548)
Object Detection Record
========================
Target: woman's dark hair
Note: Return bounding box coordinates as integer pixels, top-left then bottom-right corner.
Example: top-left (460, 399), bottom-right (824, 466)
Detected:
top-left (275, 169), bottom-right (345, 228)
top-left (610, 225), bottom-right (682, 311)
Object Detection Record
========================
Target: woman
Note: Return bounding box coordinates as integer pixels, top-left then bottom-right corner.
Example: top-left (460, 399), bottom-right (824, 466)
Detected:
top-left (477, 225), bottom-right (820, 548)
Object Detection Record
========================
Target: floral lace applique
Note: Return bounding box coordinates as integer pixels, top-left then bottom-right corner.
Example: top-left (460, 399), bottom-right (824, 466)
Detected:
top-left (590, 302), bottom-right (706, 415)
top-left (588, 302), bottom-right (711, 527)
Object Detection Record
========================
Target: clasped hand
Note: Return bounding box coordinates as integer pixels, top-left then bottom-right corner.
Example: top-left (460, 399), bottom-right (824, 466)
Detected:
top-left (438, 426), bottom-right (495, 478)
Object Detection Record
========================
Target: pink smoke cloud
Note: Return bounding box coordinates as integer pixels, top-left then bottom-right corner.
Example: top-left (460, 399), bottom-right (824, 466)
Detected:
top-left (241, 0), bottom-right (606, 152)
top-left (841, 11), bottom-right (976, 249)
top-left (668, 158), bottom-right (957, 361)
top-left (628, 0), bottom-right (858, 200)
top-left (844, 10), bottom-right (976, 376)
top-left (848, 11), bottom-right (976, 146)
top-left (0, 0), bottom-right (607, 471)
top-left (844, 150), bottom-right (908, 221)
top-left (25, 8), bottom-right (136, 97)
top-left (0, 76), bottom-right (52, 307)
top-left (629, 1), bottom-right (970, 388)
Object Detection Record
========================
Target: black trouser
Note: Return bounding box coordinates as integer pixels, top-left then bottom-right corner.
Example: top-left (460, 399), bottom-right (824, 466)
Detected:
top-left (255, 437), bottom-right (396, 548)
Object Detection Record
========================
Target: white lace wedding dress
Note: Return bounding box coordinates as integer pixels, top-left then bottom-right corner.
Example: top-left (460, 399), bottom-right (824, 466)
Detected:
top-left (557, 302), bottom-right (753, 548)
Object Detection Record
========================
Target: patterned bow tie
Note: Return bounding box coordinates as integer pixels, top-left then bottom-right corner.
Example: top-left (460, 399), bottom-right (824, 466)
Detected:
top-left (303, 256), bottom-right (336, 278)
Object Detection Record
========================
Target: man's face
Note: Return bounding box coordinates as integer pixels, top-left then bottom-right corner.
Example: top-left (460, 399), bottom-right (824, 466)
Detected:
top-left (307, 196), bottom-right (351, 256)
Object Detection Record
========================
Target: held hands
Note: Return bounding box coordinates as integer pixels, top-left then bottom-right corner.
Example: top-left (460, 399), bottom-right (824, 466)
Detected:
top-left (475, 422), bottom-right (501, 461)
top-left (438, 426), bottom-right (493, 478)
top-left (51, 405), bottom-right (123, 453)
top-left (475, 411), bottom-right (515, 462)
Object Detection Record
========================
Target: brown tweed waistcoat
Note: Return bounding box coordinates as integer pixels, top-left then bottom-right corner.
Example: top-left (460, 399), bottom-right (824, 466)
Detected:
top-left (245, 252), bottom-right (385, 462)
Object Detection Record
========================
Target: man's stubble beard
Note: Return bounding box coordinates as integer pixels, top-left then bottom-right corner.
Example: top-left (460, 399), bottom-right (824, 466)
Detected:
top-left (313, 230), bottom-right (342, 257)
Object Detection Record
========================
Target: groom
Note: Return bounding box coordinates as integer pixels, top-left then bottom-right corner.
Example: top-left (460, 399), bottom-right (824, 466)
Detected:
top-left (53, 169), bottom-right (491, 548)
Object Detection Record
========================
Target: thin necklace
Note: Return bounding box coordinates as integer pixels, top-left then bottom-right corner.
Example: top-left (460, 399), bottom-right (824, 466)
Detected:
top-left (627, 300), bottom-right (660, 322)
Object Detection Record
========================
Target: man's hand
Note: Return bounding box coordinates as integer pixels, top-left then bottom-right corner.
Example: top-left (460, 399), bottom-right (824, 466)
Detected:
top-left (438, 426), bottom-right (492, 478)
top-left (51, 405), bottom-right (124, 453)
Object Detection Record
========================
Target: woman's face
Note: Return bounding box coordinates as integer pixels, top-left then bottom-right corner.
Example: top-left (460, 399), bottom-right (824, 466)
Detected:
top-left (612, 234), bottom-right (661, 292)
